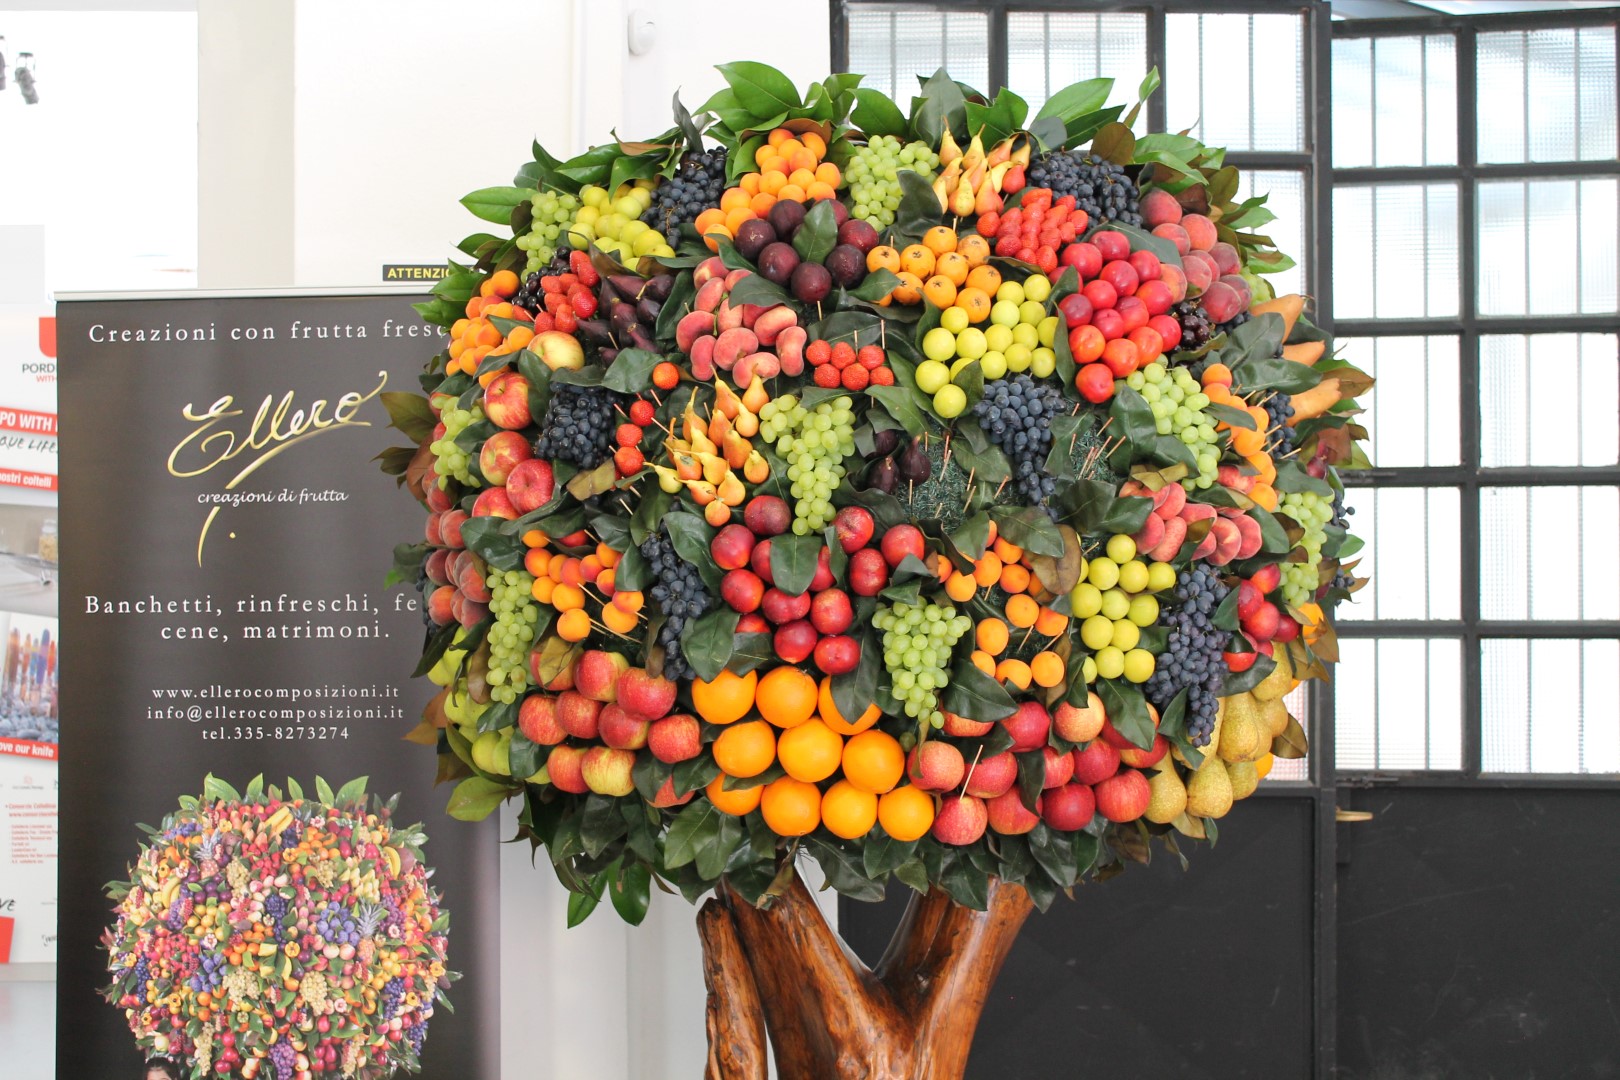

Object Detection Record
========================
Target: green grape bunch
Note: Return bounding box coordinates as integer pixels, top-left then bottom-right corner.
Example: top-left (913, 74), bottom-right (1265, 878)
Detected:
top-left (484, 568), bottom-right (540, 705)
top-left (845, 136), bottom-right (941, 229)
top-left (758, 393), bottom-right (857, 534)
top-left (516, 189), bottom-right (582, 274)
top-left (430, 404), bottom-right (485, 490)
top-left (874, 600), bottom-right (974, 729)
top-left (1280, 490), bottom-right (1334, 609)
top-left (1125, 362), bottom-right (1221, 490)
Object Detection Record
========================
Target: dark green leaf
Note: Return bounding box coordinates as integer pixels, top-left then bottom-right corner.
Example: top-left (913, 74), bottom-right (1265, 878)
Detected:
top-left (461, 186), bottom-right (534, 224)
top-left (1109, 383), bottom-right (1157, 448)
top-left (1206, 402), bottom-right (1257, 430)
top-left (891, 169), bottom-right (944, 247)
top-left (768, 532), bottom-right (823, 595)
top-left (680, 608), bottom-right (741, 683)
top-left (793, 198), bottom-right (841, 265)
top-left (581, 795), bottom-right (628, 858)
top-left (868, 385), bottom-right (931, 436)
top-left (940, 656), bottom-right (1018, 722)
top-left (863, 832), bottom-right (920, 878)
top-left (567, 887), bottom-right (602, 928)
top-left (664, 511), bottom-right (716, 571)
top-left (630, 486), bottom-right (673, 547)
top-left (913, 69), bottom-right (967, 146)
top-left (936, 848), bottom-right (991, 910)
top-left (849, 268), bottom-right (902, 302)
top-left (727, 631), bottom-right (776, 674)
top-left (615, 544), bottom-right (653, 590)
top-left (717, 61), bottom-right (802, 117)
top-left (989, 505), bottom-right (1064, 557)
top-left (460, 517), bottom-right (525, 571)
top-left (697, 813), bottom-right (746, 880)
top-left (1033, 77), bottom-right (1113, 123)
top-left (672, 755), bottom-right (722, 797)
top-left (1273, 457), bottom-right (1334, 498)
top-left (1091, 121), bottom-right (1135, 165)
top-left (609, 861), bottom-right (652, 925)
top-left (1221, 652), bottom-right (1277, 697)
top-left (1232, 353), bottom-right (1323, 395)
top-left (1016, 751), bottom-right (1046, 813)
top-left (832, 628), bottom-right (882, 727)
top-left (602, 348), bottom-right (663, 394)
top-left (1095, 680), bottom-right (1155, 749)
top-left (950, 511), bottom-right (992, 561)
top-left (852, 87), bottom-right (908, 138)
top-left (664, 800), bottom-right (721, 870)
top-left (380, 392), bottom-right (436, 444)
top-left (728, 273), bottom-right (793, 309)
top-left (807, 837), bottom-right (888, 902)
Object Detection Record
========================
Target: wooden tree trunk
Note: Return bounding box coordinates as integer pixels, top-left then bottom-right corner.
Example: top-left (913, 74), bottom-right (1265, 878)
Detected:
top-left (697, 872), bottom-right (1034, 1080)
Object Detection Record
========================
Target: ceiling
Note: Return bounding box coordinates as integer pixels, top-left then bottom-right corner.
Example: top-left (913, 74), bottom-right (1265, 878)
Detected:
top-left (1333, 0), bottom-right (1619, 17)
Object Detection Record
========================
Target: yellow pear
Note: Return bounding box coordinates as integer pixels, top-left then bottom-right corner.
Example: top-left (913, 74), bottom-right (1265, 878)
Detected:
top-left (1185, 757), bottom-right (1234, 819)
top-left (938, 129), bottom-right (962, 166)
top-left (1252, 648), bottom-right (1293, 702)
top-left (1144, 764), bottom-right (1188, 824)
top-left (1261, 696), bottom-right (1290, 737)
top-left (742, 375), bottom-right (770, 415)
top-left (1218, 694), bottom-right (1267, 763)
top-left (1228, 761), bottom-right (1260, 801)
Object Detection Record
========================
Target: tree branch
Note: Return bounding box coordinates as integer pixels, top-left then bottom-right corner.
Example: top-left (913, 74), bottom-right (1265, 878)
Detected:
top-left (697, 898), bottom-right (767, 1080)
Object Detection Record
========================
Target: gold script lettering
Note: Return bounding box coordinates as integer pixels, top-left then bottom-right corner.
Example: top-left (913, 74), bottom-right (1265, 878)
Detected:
top-left (170, 370), bottom-right (389, 563)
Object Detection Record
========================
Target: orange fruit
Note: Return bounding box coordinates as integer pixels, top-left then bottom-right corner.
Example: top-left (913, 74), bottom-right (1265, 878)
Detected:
top-left (1030, 651), bottom-right (1066, 688)
top-left (556, 609), bottom-right (590, 642)
top-left (814, 161), bottom-right (842, 187)
top-left (923, 225), bottom-right (959, 256)
top-left (768, 127), bottom-right (793, 147)
top-left (800, 131), bottom-right (828, 159)
top-left (756, 667), bottom-right (818, 728)
top-left (1034, 607), bottom-right (1069, 636)
top-left (935, 251), bottom-right (970, 286)
top-left (899, 244), bottom-right (936, 279)
top-left (550, 583), bottom-right (585, 611)
top-left (945, 572), bottom-right (977, 602)
top-left (805, 181), bottom-right (837, 202)
top-left (878, 785), bottom-right (936, 842)
top-left (892, 271), bottom-right (925, 305)
top-left (777, 718), bottom-right (844, 783)
top-left (973, 552), bottom-right (1003, 588)
top-left (750, 192), bottom-right (777, 218)
top-left (867, 245), bottom-right (902, 274)
top-left (956, 234), bottom-right (991, 267)
top-left (996, 658), bottom-right (1032, 690)
top-left (842, 730), bottom-right (905, 794)
top-left (777, 184), bottom-right (807, 203)
top-left (965, 264), bottom-right (1002, 295)
top-left (788, 167), bottom-right (817, 190)
top-left (761, 171), bottom-right (787, 196)
top-left (707, 774), bottom-right (763, 816)
top-left (720, 188), bottom-right (752, 212)
top-left (819, 676), bottom-right (880, 735)
top-left (821, 780), bottom-right (879, 840)
top-left (975, 618), bottom-right (1009, 656)
top-left (611, 589), bottom-right (643, 614)
top-left (693, 669), bottom-right (758, 726)
top-left (922, 275), bottom-right (958, 309)
top-left (600, 604), bottom-right (639, 635)
top-left (694, 207), bottom-right (726, 235)
top-left (954, 287), bottom-right (992, 324)
top-left (999, 564), bottom-right (1032, 594)
top-left (1005, 594), bottom-right (1040, 628)
top-left (713, 720), bottom-right (777, 778)
top-left (992, 537), bottom-right (1023, 563)
top-left (760, 777), bottom-right (821, 836)
top-left (738, 172), bottom-right (761, 195)
top-left (970, 650), bottom-right (998, 676)
top-left (724, 206), bottom-right (756, 234)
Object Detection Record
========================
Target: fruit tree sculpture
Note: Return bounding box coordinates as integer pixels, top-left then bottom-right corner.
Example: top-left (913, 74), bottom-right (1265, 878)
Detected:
top-left (382, 62), bottom-right (1370, 1078)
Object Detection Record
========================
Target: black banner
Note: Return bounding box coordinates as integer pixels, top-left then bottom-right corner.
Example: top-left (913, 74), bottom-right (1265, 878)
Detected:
top-left (57, 295), bottom-right (498, 1077)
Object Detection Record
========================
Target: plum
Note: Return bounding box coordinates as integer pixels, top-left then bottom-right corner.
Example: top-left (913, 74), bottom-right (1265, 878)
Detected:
top-left (758, 242), bottom-right (800, 286)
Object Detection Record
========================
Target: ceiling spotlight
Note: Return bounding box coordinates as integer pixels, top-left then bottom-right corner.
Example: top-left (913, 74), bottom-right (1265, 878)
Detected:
top-left (16, 51), bottom-right (37, 105)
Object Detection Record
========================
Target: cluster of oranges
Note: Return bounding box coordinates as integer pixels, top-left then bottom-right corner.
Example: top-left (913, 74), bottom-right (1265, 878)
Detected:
top-left (689, 667), bottom-right (936, 841)
top-left (866, 225), bottom-right (999, 313)
top-left (937, 524), bottom-right (1072, 689)
top-left (1202, 362), bottom-right (1279, 511)
top-left (521, 535), bottom-right (638, 642)
top-left (447, 269), bottom-right (535, 380)
top-left (694, 128), bottom-right (843, 250)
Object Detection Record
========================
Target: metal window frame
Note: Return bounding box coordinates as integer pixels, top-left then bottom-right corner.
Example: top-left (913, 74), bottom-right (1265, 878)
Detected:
top-left (1329, 8), bottom-right (1620, 788)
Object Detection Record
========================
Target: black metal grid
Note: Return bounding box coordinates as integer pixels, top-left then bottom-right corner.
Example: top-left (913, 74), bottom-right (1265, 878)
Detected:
top-left (1329, 8), bottom-right (1620, 786)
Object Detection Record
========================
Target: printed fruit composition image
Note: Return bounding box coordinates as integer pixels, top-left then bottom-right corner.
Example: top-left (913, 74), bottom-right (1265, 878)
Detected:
top-left (383, 61), bottom-right (1370, 1079)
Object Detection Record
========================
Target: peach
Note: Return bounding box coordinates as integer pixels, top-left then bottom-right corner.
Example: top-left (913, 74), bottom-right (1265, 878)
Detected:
top-left (689, 334), bottom-right (717, 380)
top-left (692, 256), bottom-right (728, 287)
top-left (1132, 512), bottom-right (1166, 554)
top-left (1206, 516), bottom-right (1243, 566)
top-left (724, 268), bottom-right (752, 291)
top-left (775, 325), bottom-right (808, 376)
top-left (714, 328), bottom-right (760, 371)
top-left (546, 745), bottom-right (589, 794)
top-left (693, 276), bottom-right (727, 313)
top-left (752, 305), bottom-right (798, 347)
top-left (733, 352), bottom-right (780, 386)
top-left (1140, 188), bottom-right (1184, 228)
top-left (426, 584), bottom-right (457, 626)
top-left (1181, 212), bottom-right (1217, 251)
top-left (676, 310), bottom-right (717, 352)
top-left (456, 559), bottom-right (492, 603)
top-left (1151, 222), bottom-right (1191, 255)
top-left (716, 299), bottom-right (745, 332)
top-left (1153, 482), bottom-right (1187, 518)
top-left (1148, 516), bottom-right (1189, 562)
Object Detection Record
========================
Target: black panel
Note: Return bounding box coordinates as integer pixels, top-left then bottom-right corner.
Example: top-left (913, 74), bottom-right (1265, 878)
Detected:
top-left (841, 797), bottom-right (1316, 1078)
top-left (1337, 788), bottom-right (1620, 1079)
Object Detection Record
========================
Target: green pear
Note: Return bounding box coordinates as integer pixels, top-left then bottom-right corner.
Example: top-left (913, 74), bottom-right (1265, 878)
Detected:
top-left (1252, 648), bottom-right (1293, 702)
top-left (1261, 696), bottom-right (1290, 737)
top-left (1145, 764), bottom-right (1188, 824)
top-left (1185, 756), bottom-right (1234, 819)
top-left (1218, 695), bottom-right (1267, 763)
top-left (1227, 760), bottom-right (1260, 800)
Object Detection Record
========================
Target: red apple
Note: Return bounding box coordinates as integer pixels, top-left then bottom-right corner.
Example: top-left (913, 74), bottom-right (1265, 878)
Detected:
top-left (963, 751), bottom-right (1017, 798)
top-left (848, 548), bottom-right (889, 596)
top-left (1038, 783), bottom-right (1096, 831)
top-left (648, 714), bottom-right (702, 764)
top-left (617, 668), bottom-right (676, 721)
top-left (931, 795), bottom-right (988, 845)
top-left (555, 691), bottom-right (602, 740)
top-left (598, 704), bottom-right (650, 750)
top-left (810, 589), bottom-right (854, 635)
top-left (1250, 563), bottom-right (1282, 594)
top-left (987, 789), bottom-right (1040, 835)
top-left (581, 746), bottom-right (636, 797)
top-left (575, 650), bottom-right (629, 702)
top-left (750, 538), bottom-right (775, 584)
top-left (1002, 701), bottom-right (1052, 753)
top-left (478, 429), bottom-right (533, 484)
top-left (1118, 733), bottom-right (1169, 769)
top-left (506, 458), bottom-right (556, 514)
top-left (710, 524), bottom-right (757, 571)
top-left (483, 370), bottom-right (533, 430)
top-left (532, 329), bottom-right (585, 371)
top-left (879, 524), bottom-right (926, 568)
top-left (471, 487), bottom-right (518, 519)
top-left (546, 745), bottom-right (589, 794)
top-left (1053, 692), bottom-right (1106, 743)
top-left (1041, 746), bottom-right (1074, 788)
top-left (1072, 740), bottom-right (1121, 786)
top-left (721, 569), bottom-right (766, 613)
top-left (834, 506), bottom-right (875, 553)
top-left (761, 588), bottom-right (811, 625)
top-left (942, 710), bottom-right (994, 737)
top-left (812, 635), bottom-right (860, 676)
top-left (907, 741), bottom-right (966, 791)
top-left (743, 495), bottom-right (791, 537)
top-left (1094, 769), bottom-right (1151, 823)
top-left (774, 620), bottom-right (818, 664)
top-left (648, 775), bottom-right (694, 808)
top-left (736, 613), bottom-right (770, 634)
top-left (1242, 601), bottom-right (1281, 641)
top-left (517, 694), bottom-right (565, 745)
top-left (809, 546), bottom-right (835, 591)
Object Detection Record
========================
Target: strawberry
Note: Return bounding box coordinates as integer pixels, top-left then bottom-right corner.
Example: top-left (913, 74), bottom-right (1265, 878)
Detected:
top-left (569, 250), bottom-right (600, 287)
top-left (553, 307), bottom-right (578, 334)
top-left (570, 288), bottom-right (597, 319)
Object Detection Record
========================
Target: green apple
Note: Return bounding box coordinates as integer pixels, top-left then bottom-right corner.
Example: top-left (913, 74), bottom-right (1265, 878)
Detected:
top-left (922, 327), bottom-right (957, 362)
top-left (955, 327), bottom-right (987, 360)
top-left (915, 360), bottom-right (951, 394)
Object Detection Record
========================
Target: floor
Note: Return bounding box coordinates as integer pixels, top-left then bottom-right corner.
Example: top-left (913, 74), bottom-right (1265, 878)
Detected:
top-left (0, 973), bottom-right (53, 1079)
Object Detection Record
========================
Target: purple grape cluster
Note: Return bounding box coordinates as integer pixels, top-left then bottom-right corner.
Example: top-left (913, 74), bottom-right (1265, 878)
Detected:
top-left (973, 374), bottom-right (1063, 511)
top-left (381, 975), bottom-right (407, 1019)
top-left (1145, 563), bottom-right (1231, 745)
top-left (269, 1038), bottom-right (297, 1080)
top-left (642, 148), bottom-right (728, 232)
top-left (188, 952), bottom-right (225, 994)
top-left (533, 383), bottom-right (627, 469)
top-left (641, 531), bottom-right (711, 681)
top-left (1263, 392), bottom-right (1297, 457)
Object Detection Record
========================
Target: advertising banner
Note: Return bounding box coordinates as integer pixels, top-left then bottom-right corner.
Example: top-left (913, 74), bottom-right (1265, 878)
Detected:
top-left (57, 294), bottom-right (499, 1076)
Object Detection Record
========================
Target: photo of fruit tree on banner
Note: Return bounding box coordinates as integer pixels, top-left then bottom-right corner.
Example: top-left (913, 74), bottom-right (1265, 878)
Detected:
top-left (382, 62), bottom-right (1371, 1078)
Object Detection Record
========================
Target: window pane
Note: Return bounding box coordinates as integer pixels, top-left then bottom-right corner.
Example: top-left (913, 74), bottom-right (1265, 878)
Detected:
top-left (1477, 27), bottom-right (1619, 164)
top-left (1332, 34), bottom-right (1457, 169)
top-left (1337, 487), bottom-right (1462, 622)
top-left (1166, 12), bottom-right (1304, 152)
top-left (1482, 638), bottom-right (1620, 773)
top-left (1480, 333), bottom-right (1619, 468)
top-left (1333, 183), bottom-right (1460, 320)
top-left (1477, 179), bottom-right (1620, 316)
top-left (1236, 169), bottom-right (1306, 297)
top-left (847, 7), bottom-right (990, 103)
top-left (1006, 12), bottom-right (1146, 117)
top-left (1336, 637), bottom-right (1463, 771)
top-left (1336, 336), bottom-right (1460, 467)
top-left (1481, 487), bottom-right (1620, 622)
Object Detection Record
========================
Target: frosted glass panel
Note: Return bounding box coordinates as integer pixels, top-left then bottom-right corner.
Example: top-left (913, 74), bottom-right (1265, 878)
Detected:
top-left (1482, 639), bottom-right (1620, 774)
top-left (848, 8), bottom-right (990, 102)
top-left (1334, 183), bottom-right (1460, 320)
top-left (1481, 487), bottom-right (1620, 622)
top-left (1335, 336), bottom-right (1460, 468)
top-left (1336, 638), bottom-right (1463, 771)
top-left (1478, 179), bottom-right (1620, 316)
top-left (1332, 34), bottom-right (1458, 169)
top-left (1007, 12), bottom-right (1146, 117)
top-left (1477, 27), bottom-right (1619, 164)
top-left (1166, 12), bottom-right (1304, 151)
top-left (1480, 334), bottom-right (1619, 468)
top-left (1338, 487), bottom-right (1461, 623)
